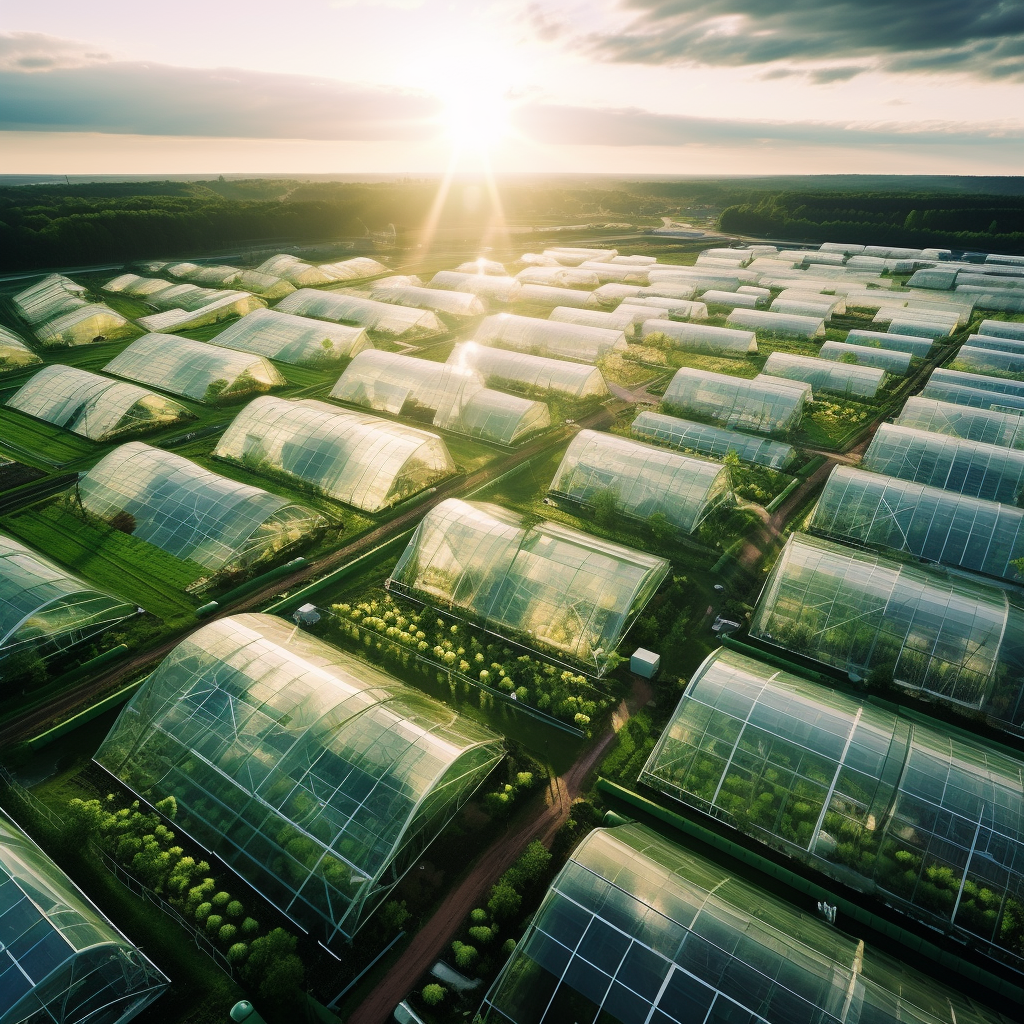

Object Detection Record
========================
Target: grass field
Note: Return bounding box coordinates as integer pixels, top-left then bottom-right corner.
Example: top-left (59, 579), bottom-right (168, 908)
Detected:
top-left (0, 408), bottom-right (98, 466)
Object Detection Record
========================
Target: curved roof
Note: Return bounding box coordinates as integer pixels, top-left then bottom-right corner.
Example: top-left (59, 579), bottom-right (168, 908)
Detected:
top-left (317, 257), bottom-right (390, 282)
top-left (211, 308), bottom-right (370, 366)
top-left (454, 258), bottom-right (506, 275)
top-left (428, 271), bottom-right (520, 304)
top-left (0, 326), bottom-right (41, 373)
top-left (549, 429), bottom-right (731, 534)
top-left (0, 533), bottom-right (135, 662)
top-left (548, 306), bottom-right (638, 334)
top-left (515, 283), bottom-right (594, 310)
top-left (475, 313), bottom-right (627, 363)
top-left (368, 283), bottom-right (485, 317)
top-left (104, 334), bottom-right (285, 403)
top-left (845, 328), bottom-right (934, 357)
top-left (897, 396), bottom-right (1024, 449)
top-left (255, 254), bottom-right (333, 286)
top-left (13, 274), bottom-right (88, 325)
top-left (35, 306), bottom-right (134, 348)
top-left (78, 442), bottom-right (325, 571)
top-left (641, 319), bottom-right (756, 356)
top-left (954, 345), bottom-right (1024, 376)
top-left (966, 333), bottom-right (1024, 355)
top-left (726, 308), bottom-right (826, 338)
top-left (980, 319), bottom-right (1024, 341)
top-left (214, 397), bottom-right (456, 512)
top-left (447, 342), bottom-right (609, 400)
top-left (94, 613), bottom-right (502, 942)
top-left (275, 289), bottom-right (443, 338)
top-left (763, 351), bottom-right (886, 398)
top-left (0, 809), bottom-right (168, 1024)
top-left (819, 339), bottom-right (912, 373)
top-left (8, 365), bottom-right (194, 442)
top-left (389, 498), bottom-right (669, 675)
top-left (456, 388), bottom-right (550, 444)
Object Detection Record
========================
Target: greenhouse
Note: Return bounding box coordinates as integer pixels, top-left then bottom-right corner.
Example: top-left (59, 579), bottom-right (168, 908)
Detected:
top-left (776, 290), bottom-right (845, 314)
top-left (843, 329), bottom-right (934, 357)
top-left (455, 389), bottom-right (551, 444)
top-left (475, 314), bottom-right (627, 363)
top-left (428, 271), bottom-right (520, 304)
top-left (479, 821), bottom-right (1013, 1024)
top-left (818, 340), bottom-right (912, 373)
top-left (885, 317), bottom-right (950, 340)
top-left (318, 257), bottom-right (390, 281)
top-left (389, 498), bottom-right (669, 675)
top-left (94, 613), bottom-right (502, 943)
top-left (810, 465), bottom-right (1024, 584)
top-left (0, 533), bottom-right (136, 667)
top-left (548, 307), bottom-right (638, 334)
top-left (662, 368), bottom-right (808, 435)
top-left (922, 380), bottom-right (1024, 414)
top-left (515, 267), bottom-right (600, 289)
top-left (166, 262), bottom-right (239, 286)
top-left (631, 410), bottom-right (797, 469)
top-left (446, 343), bottom-right (609, 400)
top-left (548, 429), bottom-right (731, 533)
top-left (980, 319), bottom-right (1024, 341)
top-left (749, 533), bottom-right (1024, 723)
top-left (967, 333), bottom-right (1024, 355)
top-left (0, 809), bottom-right (168, 1024)
top-left (639, 647), bottom-right (1024, 971)
top-left (35, 306), bottom-right (134, 348)
top-left (515, 284), bottom-right (593, 310)
top-left (577, 261), bottom-right (649, 284)
top-left (455, 258), bottom-right (506, 275)
top-left (897, 397), bottom-right (1024, 449)
top-left (275, 290), bottom-right (443, 338)
top-left (726, 309), bottom-right (826, 339)
top-left (8, 365), bottom-right (195, 442)
top-left (104, 335), bottom-right (285, 403)
top-left (210, 308), bottom-right (370, 367)
top-left (702, 288), bottom-right (760, 308)
top-left (0, 326), bottom-right (41, 372)
top-left (136, 292), bottom-right (264, 335)
top-left (213, 397), bottom-right (456, 512)
top-left (954, 346), bottom-right (1024, 376)
top-left (862, 423), bottom-right (1024, 504)
top-left (769, 297), bottom-right (839, 319)
top-left (762, 351), bottom-right (886, 399)
top-left (368, 283), bottom-right (485, 318)
top-left (254, 254), bottom-right (333, 287)
top-left (77, 443), bottom-right (325, 572)
top-left (928, 367), bottom-right (1024, 402)
top-left (13, 274), bottom-right (90, 325)
top-left (618, 297), bottom-right (708, 320)
top-left (639, 319), bottom-right (756, 356)
top-left (233, 269), bottom-right (295, 300)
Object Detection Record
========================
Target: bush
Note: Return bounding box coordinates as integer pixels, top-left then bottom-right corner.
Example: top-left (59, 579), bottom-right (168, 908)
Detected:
top-left (487, 882), bottom-right (521, 921)
top-left (195, 902), bottom-right (213, 923)
top-left (205, 914), bottom-right (224, 935)
top-left (211, 891), bottom-right (231, 908)
top-left (468, 925), bottom-right (493, 945)
top-left (451, 941), bottom-right (478, 971)
top-left (422, 984), bottom-right (446, 1006)
top-left (470, 908), bottom-right (489, 924)
top-left (227, 942), bottom-right (249, 965)
top-left (219, 924), bottom-right (237, 944)
top-left (226, 900), bottom-right (245, 919)
top-left (240, 917), bottom-right (260, 937)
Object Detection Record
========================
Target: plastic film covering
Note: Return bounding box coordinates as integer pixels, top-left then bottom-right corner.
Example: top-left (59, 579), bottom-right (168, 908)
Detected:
top-left (726, 309), bottom-right (826, 339)
top-left (103, 274), bottom-right (171, 299)
top-left (607, 254), bottom-right (657, 265)
top-left (104, 334), bottom-right (285, 403)
top-left (12, 274), bottom-right (88, 325)
top-left (750, 533), bottom-right (1024, 722)
top-left (454, 259), bottom-right (506, 275)
top-left (137, 294), bottom-right (265, 335)
top-left (0, 326), bottom-right (41, 372)
top-left (640, 320), bottom-right (756, 357)
top-left (166, 262), bottom-right (239, 286)
top-left (548, 307), bottom-right (638, 334)
top-left (702, 288), bottom-right (760, 308)
top-left (617, 298), bottom-right (709, 320)
top-left (886, 318), bottom-right (951, 340)
top-left (543, 247), bottom-right (616, 266)
top-left (770, 297), bottom-right (840, 319)
top-left (819, 340), bottom-right (912, 374)
top-left (515, 284), bottom-right (594, 310)
top-left (763, 351), bottom-right (886, 398)
top-left (446, 343), bottom-right (609, 400)
top-left (929, 367), bottom-right (1024, 402)
top-left (212, 308), bottom-right (370, 366)
top-left (36, 307), bottom-right (134, 348)
top-left (316, 257), bottom-right (388, 282)
top-left (549, 429), bottom-right (731, 534)
top-left (980, 320), bottom-right (1024, 341)
top-left (456, 389), bottom-right (551, 444)
top-left (968, 334), bottom-right (1024, 355)
top-left (515, 268), bottom-right (601, 289)
top-left (631, 410), bottom-right (796, 469)
top-left (475, 314), bottom-right (627, 363)
top-left (862, 423), bottom-right (1024, 504)
top-left (368, 283), bottom-right (485, 317)
top-left (774, 290), bottom-right (845, 314)
top-left (954, 346), bottom-right (1024, 376)
top-left (253, 254), bottom-right (333, 287)
top-left (94, 613), bottom-right (502, 942)
top-left (233, 270), bottom-right (296, 300)
top-left (78, 443), bottom-right (324, 572)
top-left (275, 289), bottom-right (443, 339)
top-left (0, 533), bottom-right (135, 664)
top-left (389, 498), bottom-right (669, 674)
top-left (8, 365), bottom-right (195, 442)
top-left (0, 809), bottom-right (168, 1024)
top-left (663, 368), bottom-right (807, 435)
top-left (844, 329), bottom-right (934, 357)
top-left (480, 821), bottom-right (1012, 1024)
top-left (428, 271), bottom-right (520, 304)
top-left (638, 647), bottom-right (1024, 971)
top-left (897, 397), bottom-right (1024, 450)
top-left (578, 261), bottom-right (650, 284)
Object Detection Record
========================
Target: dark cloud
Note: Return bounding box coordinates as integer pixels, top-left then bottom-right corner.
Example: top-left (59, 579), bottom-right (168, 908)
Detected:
top-left (582, 1), bottom-right (1024, 80)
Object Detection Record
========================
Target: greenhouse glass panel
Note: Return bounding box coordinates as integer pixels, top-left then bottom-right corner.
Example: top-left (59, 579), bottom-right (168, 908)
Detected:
top-left (662, 368), bottom-right (807, 435)
top-left (368, 283), bottom-right (485, 317)
top-left (0, 809), bottom-right (168, 1024)
top-left (428, 271), bottom-right (520, 304)
top-left (897, 397), bottom-right (1024, 450)
top-left (762, 352), bottom-right (886, 398)
top-left (389, 499), bottom-right (669, 675)
top-left (475, 314), bottom-right (627, 363)
top-left (515, 284), bottom-right (593, 310)
top-left (211, 308), bottom-right (370, 366)
top-left (275, 290), bottom-right (444, 339)
top-left (480, 821), bottom-right (1013, 1024)
top-left (317, 257), bottom-right (390, 282)
top-left (548, 307), bottom-right (638, 334)
top-left (548, 429), bottom-right (732, 534)
top-left (104, 334), bottom-right (285, 403)
top-left (254, 254), bottom-right (333, 287)
top-left (640, 320), bottom-right (756, 357)
top-left (953, 346), bottom-right (1024, 376)
top-left (980, 320), bottom-right (1024, 341)
top-left (819, 340), bottom-right (912, 374)
top-left (810, 465), bottom-right (1024, 584)
top-left (862, 423), bottom-right (1024, 504)
top-left (214, 397), bottom-right (456, 512)
top-left (446, 343), bottom-right (609, 400)
top-left (0, 326), bottom-right (41, 373)
top-left (94, 613), bottom-right (503, 943)
top-left (78, 443), bottom-right (325, 572)
top-left (8, 365), bottom-right (195, 441)
top-left (0, 533), bottom-right (135, 667)
top-left (630, 410), bottom-right (796, 469)
top-left (967, 333), bottom-right (1024, 355)
top-left (843, 329), bottom-right (934, 357)
top-left (726, 309), bottom-right (826, 339)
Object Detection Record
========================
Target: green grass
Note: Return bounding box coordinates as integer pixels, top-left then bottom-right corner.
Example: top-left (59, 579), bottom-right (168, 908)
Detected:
top-left (0, 409), bottom-right (98, 465)
top-left (101, 293), bottom-right (154, 321)
top-left (798, 397), bottom-right (877, 449)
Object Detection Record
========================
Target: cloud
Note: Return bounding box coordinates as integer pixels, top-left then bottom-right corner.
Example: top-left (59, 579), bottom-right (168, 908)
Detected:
top-left (581, 1), bottom-right (1024, 80)
top-left (0, 32), bottom-right (111, 72)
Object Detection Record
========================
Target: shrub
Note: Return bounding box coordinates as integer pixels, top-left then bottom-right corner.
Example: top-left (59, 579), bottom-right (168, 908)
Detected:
top-left (195, 902), bottom-right (213, 923)
top-left (240, 917), bottom-right (260, 937)
top-left (451, 941), bottom-right (479, 971)
top-left (226, 900), bottom-right (245, 919)
top-left (468, 925), bottom-right (493, 945)
top-left (227, 942), bottom-right (249, 965)
top-left (422, 984), bottom-right (446, 1006)
top-left (219, 924), bottom-right (237, 944)
top-left (487, 882), bottom-right (521, 921)
top-left (470, 908), bottom-right (489, 924)
top-left (211, 891), bottom-right (231, 908)
top-left (205, 914), bottom-right (224, 935)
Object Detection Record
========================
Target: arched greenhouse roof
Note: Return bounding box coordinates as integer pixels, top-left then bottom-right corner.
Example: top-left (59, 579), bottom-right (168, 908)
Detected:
top-left (639, 646), bottom-right (1024, 973)
top-left (0, 326), bottom-right (41, 374)
top-left (368, 283), bottom-right (485, 318)
top-left (726, 308), bottom-right (826, 339)
top-left (819, 339), bottom-right (912, 374)
top-left (211, 308), bottom-right (370, 366)
top-left (845, 328), bottom-right (934, 357)
top-left (475, 313), bottom-right (627, 363)
top-left (214, 397), bottom-right (456, 512)
top-left (8, 365), bottom-right (194, 442)
top-left (640, 320), bottom-right (756, 356)
top-left (318, 257), bottom-right (390, 282)
top-left (275, 290), bottom-right (444, 339)
top-left (446, 342), bottom-right (609, 400)
top-left (548, 306), bottom-right (638, 334)
top-left (896, 397), bottom-right (1024, 450)
top-left (254, 253), bottom-right (333, 287)
top-left (456, 389), bottom-right (551, 444)
top-left (94, 613), bottom-right (503, 943)
top-left (479, 820), bottom-right (1014, 1024)
top-left (762, 351), bottom-right (886, 398)
top-left (0, 809), bottom-right (168, 1024)
top-left (13, 274), bottom-right (88, 325)
top-left (77, 442), bottom-right (325, 572)
top-left (389, 498), bottom-right (669, 675)
top-left (549, 429), bottom-right (731, 534)
top-left (35, 306), bottom-right (134, 348)
top-left (954, 346), bottom-right (1024, 376)
top-left (966, 333), bottom-right (1024, 355)
top-left (980, 319), bottom-right (1024, 341)
top-left (428, 271), bottom-right (520, 304)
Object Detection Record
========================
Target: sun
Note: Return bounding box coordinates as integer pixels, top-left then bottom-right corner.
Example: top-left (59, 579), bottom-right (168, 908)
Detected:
top-left (438, 89), bottom-right (512, 153)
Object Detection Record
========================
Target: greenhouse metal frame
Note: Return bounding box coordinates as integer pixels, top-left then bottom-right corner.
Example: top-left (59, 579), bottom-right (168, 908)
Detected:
top-left (474, 314), bottom-right (627, 363)
top-left (446, 343), bottom-right (609, 400)
top-left (211, 308), bottom-right (370, 366)
top-left (762, 351), bottom-right (886, 398)
top-left (896, 397), bottom-right (1024, 450)
top-left (275, 290), bottom-right (444, 339)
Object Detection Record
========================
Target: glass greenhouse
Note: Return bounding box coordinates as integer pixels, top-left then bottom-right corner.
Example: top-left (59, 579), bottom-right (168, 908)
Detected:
top-left (549, 430), bottom-right (732, 533)
top-left (211, 308), bottom-right (370, 366)
top-left (480, 821), bottom-right (1012, 1024)
top-left (810, 464), bottom-right (1024, 584)
top-left (275, 290), bottom-right (444, 339)
top-left (428, 271), bottom-right (520, 304)
top-left (726, 309), bottom-right (826, 339)
top-left (639, 647), bottom-right (1024, 971)
top-left (819, 340), bottom-right (912, 374)
top-left (94, 613), bottom-right (503, 943)
top-left (446, 343), bottom-right (609, 400)
top-left (897, 397), bottom-right (1024, 450)
top-left (640, 320), bottom-right (757, 357)
top-left (749, 533), bottom-right (1024, 724)
top-left (77, 443), bottom-right (325, 572)
top-left (8, 366), bottom-right (194, 442)
top-left (0, 809), bottom-right (168, 1024)
top-left (368, 283), bottom-right (485, 318)
top-left (213, 397), bottom-right (455, 512)
top-left (662, 368), bottom-right (808, 435)
top-left (980, 319), bottom-right (1024, 341)
top-left (104, 334), bottom-right (285, 403)
top-left (954, 346), bottom-right (1024, 376)
top-left (0, 533), bottom-right (135, 669)
top-left (475, 314), bottom-right (627, 363)
top-left (862, 423), bottom-right (1024, 504)
top-left (631, 410), bottom-right (796, 469)
top-left (762, 351), bottom-right (886, 399)
top-left (388, 498), bottom-right (669, 675)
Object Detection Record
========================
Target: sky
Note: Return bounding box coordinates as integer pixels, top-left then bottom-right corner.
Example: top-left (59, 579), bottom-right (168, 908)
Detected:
top-left (2, 0), bottom-right (1024, 175)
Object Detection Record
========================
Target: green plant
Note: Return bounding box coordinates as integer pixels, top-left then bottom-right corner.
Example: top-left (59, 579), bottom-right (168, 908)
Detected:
top-left (422, 983), bottom-right (446, 1006)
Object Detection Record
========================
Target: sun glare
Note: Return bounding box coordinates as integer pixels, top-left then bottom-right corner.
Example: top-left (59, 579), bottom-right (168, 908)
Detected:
top-left (439, 90), bottom-right (512, 152)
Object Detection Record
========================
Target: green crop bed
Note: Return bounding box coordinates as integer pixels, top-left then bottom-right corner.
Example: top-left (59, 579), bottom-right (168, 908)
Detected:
top-left (0, 409), bottom-right (98, 466)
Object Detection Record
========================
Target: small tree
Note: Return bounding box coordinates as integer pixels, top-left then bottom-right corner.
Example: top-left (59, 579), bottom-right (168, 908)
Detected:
top-left (468, 925), bottom-right (493, 945)
top-left (592, 488), bottom-right (618, 528)
top-left (195, 902), bottom-right (213, 923)
top-left (421, 984), bottom-right (446, 1006)
top-left (487, 881), bottom-right (521, 921)
top-left (379, 899), bottom-right (410, 933)
top-left (240, 916), bottom-right (260, 937)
